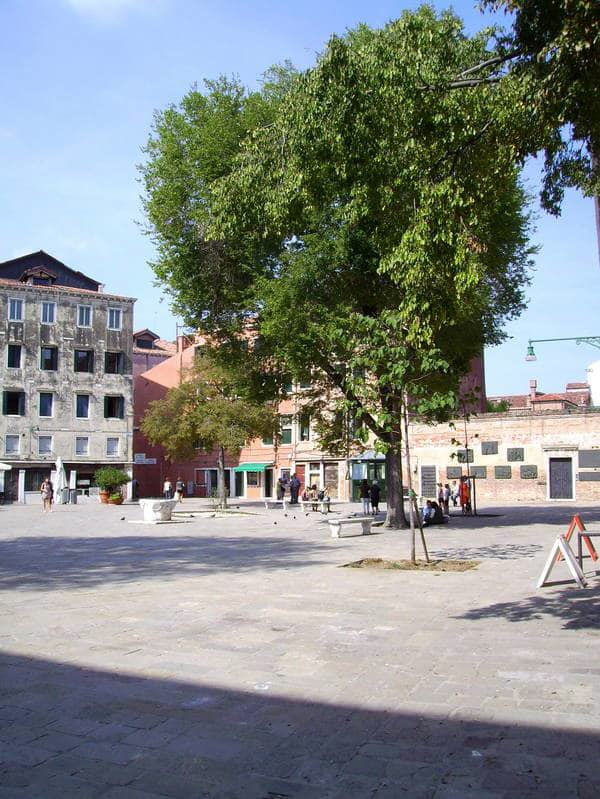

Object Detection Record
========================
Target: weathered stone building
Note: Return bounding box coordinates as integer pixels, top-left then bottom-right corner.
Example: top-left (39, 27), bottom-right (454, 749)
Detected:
top-left (0, 251), bottom-right (135, 502)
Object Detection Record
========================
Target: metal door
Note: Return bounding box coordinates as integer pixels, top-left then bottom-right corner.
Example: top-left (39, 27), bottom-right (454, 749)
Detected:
top-left (264, 468), bottom-right (273, 498)
top-left (549, 458), bottom-right (573, 499)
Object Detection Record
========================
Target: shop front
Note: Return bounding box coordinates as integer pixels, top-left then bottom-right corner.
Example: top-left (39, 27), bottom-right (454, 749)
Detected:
top-left (233, 462), bottom-right (273, 499)
top-left (351, 450), bottom-right (387, 501)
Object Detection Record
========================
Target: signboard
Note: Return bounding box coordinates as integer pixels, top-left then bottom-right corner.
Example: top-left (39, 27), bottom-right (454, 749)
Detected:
top-left (134, 454), bottom-right (157, 465)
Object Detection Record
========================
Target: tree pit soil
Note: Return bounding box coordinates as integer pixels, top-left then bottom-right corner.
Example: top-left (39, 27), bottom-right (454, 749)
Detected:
top-left (343, 557), bottom-right (479, 572)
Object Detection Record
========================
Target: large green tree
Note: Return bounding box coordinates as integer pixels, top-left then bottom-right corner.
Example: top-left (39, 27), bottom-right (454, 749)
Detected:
top-left (141, 354), bottom-right (277, 508)
top-left (140, 7), bottom-right (534, 528)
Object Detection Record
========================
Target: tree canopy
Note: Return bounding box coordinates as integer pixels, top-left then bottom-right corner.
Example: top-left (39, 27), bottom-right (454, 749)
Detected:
top-left (140, 6), bottom-right (535, 526)
top-left (140, 353), bottom-right (277, 507)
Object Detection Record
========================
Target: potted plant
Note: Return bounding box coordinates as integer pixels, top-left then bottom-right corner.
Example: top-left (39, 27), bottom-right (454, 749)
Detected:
top-left (94, 467), bottom-right (130, 504)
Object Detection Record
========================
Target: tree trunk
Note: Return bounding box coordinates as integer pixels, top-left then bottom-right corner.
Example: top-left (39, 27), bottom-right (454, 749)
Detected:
top-left (384, 430), bottom-right (408, 528)
top-left (217, 445), bottom-right (228, 509)
top-left (402, 395), bottom-right (416, 561)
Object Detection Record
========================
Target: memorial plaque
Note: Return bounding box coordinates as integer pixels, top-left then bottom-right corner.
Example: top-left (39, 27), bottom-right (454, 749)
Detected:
top-left (578, 471), bottom-right (600, 481)
top-left (457, 449), bottom-right (474, 464)
top-left (470, 466), bottom-right (487, 479)
top-left (446, 466), bottom-right (463, 479)
top-left (495, 466), bottom-right (512, 479)
top-left (507, 447), bottom-right (524, 462)
top-left (481, 441), bottom-right (498, 456)
top-left (520, 465), bottom-right (538, 479)
top-left (579, 450), bottom-right (600, 468)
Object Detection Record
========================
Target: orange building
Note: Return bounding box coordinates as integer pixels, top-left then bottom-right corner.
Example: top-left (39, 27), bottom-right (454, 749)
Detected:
top-left (133, 337), bottom-right (486, 501)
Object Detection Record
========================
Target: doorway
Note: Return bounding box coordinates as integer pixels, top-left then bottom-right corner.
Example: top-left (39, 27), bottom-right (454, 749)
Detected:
top-left (264, 468), bottom-right (273, 499)
top-left (549, 457), bottom-right (573, 499)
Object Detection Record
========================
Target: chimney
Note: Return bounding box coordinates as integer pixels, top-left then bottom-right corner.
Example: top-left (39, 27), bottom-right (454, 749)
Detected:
top-left (176, 335), bottom-right (191, 353)
top-left (529, 379), bottom-right (537, 403)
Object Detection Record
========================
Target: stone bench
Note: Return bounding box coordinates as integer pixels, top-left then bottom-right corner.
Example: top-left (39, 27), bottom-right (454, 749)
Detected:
top-left (139, 498), bottom-right (178, 523)
top-left (329, 517), bottom-right (373, 538)
top-left (300, 498), bottom-right (331, 514)
top-left (264, 498), bottom-right (288, 511)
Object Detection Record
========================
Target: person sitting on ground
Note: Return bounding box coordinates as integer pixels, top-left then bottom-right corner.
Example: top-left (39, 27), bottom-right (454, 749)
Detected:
top-left (423, 500), bottom-right (445, 526)
top-left (421, 500), bottom-right (434, 524)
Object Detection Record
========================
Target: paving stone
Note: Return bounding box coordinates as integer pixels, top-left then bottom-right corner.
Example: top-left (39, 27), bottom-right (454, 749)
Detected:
top-left (1, 500), bottom-right (600, 798)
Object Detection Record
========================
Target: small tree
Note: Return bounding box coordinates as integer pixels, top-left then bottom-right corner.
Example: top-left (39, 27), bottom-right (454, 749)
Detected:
top-left (140, 353), bottom-right (277, 508)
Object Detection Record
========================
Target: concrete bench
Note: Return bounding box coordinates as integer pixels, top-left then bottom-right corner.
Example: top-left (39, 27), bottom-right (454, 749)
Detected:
top-left (139, 498), bottom-right (178, 522)
top-left (264, 498), bottom-right (287, 511)
top-left (329, 517), bottom-right (373, 538)
top-left (300, 498), bottom-right (331, 514)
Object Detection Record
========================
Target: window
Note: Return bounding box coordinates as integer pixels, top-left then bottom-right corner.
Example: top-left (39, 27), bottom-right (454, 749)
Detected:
top-left (41, 302), bottom-right (56, 324)
top-left (247, 471), bottom-right (260, 487)
top-left (308, 461), bottom-right (321, 488)
top-left (25, 470), bottom-right (48, 492)
top-left (77, 305), bottom-right (92, 327)
top-left (8, 298), bottom-right (23, 321)
top-left (38, 435), bottom-right (53, 456)
top-left (3, 391), bottom-right (25, 416)
top-left (39, 392), bottom-right (53, 417)
top-left (283, 382), bottom-right (293, 394)
top-left (135, 337), bottom-right (153, 349)
top-left (7, 344), bottom-right (21, 368)
top-left (40, 346), bottom-right (58, 371)
top-left (106, 437), bottom-right (119, 456)
top-left (298, 410), bottom-right (310, 441)
top-left (108, 308), bottom-right (122, 330)
top-left (105, 351), bottom-right (124, 374)
top-left (76, 394), bottom-right (90, 418)
top-left (75, 436), bottom-right (89, 456)
top-left (5, 435), bottom-right (19, 455)
top-left (104, 396), bottom-right (124, 419)
top-left (280, 415), bottom-right (292, 445)
top-left (74, 350), bottom-right (94, 373)
top-left (262, 431), bottom-right (274, 446)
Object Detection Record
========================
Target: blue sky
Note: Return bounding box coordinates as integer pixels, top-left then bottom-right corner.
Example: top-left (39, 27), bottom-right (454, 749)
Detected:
top-left (1, 0), bottom-right (598, 395)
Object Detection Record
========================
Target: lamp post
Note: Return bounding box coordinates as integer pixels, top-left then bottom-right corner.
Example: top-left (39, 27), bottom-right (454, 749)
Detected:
top-left (525, 336), bottom-right (600, 362)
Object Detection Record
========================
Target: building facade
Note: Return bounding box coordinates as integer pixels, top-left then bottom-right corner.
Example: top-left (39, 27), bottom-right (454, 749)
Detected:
top-left (0, 251), bottom-right (135, 503)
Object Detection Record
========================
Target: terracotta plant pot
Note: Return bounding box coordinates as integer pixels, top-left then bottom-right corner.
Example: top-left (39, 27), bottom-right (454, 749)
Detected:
top-left (99, 490), bottom-right (110, 504)
top-left (108, 496), bottom-right (123, 506)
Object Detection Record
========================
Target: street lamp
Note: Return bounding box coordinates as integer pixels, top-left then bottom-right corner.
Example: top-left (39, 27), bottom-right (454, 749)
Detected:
top-left (525, 336), bottom-right (600, 362)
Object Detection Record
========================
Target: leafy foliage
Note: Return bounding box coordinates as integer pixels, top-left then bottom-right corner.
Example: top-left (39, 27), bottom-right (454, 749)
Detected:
top-left (94, 467), bottom-right (131, 491)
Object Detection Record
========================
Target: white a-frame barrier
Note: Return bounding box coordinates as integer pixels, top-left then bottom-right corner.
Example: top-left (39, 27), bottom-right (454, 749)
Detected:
top-left (537, 534), bottom-right (588, 589)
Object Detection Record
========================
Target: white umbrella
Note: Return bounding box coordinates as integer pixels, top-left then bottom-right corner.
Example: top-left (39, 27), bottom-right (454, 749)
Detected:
top-left (54, 456), bottom-right (67, 504)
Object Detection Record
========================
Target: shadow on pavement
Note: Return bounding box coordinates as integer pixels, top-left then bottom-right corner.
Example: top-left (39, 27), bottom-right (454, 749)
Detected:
top-left (0, 650), bottom-right (598, 798)
top-left (455, 583), bottom-right (600, 630)
top-left (0, 535), bottom-right (332, 591)
top-left (445, 505), bottom-right (600, 529)
top-left (430, 543), bottom-right (544, 560)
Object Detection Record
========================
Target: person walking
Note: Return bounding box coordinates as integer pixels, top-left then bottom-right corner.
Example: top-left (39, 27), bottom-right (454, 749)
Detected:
top-left (276, 476), bottom-right (285, 501)
top-left (370, 480), bottom-right (381, 515)
top-left (437, 483), bottom-right (444, 507)
top-left (289, 473), bottom-right (301, 505)
top-left (175, 476), bottom-right (185, 503)
top-left (360, 479), bottom-right (370, 515)
top-left (40, 477), bottom-right (53, 513)
top-left (442, 483), bottom-right (451, 515)
top-left (163, 477), bottom-right (173, 500)
top-left (459, 477), bottom-right (471, 515)
top-left (451, 481), bottom-right (459, 507)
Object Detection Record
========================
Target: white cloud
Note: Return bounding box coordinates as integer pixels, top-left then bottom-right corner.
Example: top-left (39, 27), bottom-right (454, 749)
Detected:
top-left (64, 0), bottom-right (163, 22)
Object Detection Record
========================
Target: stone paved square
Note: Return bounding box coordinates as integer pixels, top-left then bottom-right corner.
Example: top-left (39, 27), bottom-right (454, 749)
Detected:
top-left (0, 499), bottom-right (599, 797)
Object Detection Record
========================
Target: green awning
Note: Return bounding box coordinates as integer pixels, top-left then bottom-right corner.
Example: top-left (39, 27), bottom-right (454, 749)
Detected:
top-left (233, 463), bottom-right (272, 473)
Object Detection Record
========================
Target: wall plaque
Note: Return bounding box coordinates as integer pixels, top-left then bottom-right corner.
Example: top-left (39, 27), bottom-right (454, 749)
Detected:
top-left (457, 449), bottom-right (474, 464)
top-left (520, 465), bottom-right (538, 479)
top-left (495, 466), bottom-right (512, 479)
top-left (507, 448), bottom-right (524, 462)
top-left (579, 450), bottom-right (600, 468)
top-left (578, 472), bottom-right (600, 481)
top-left (470, 466), bottom-right (487, 479)
top-left (481, 441), bottom-right (498, 455)
top-left (446, 466), bottom-right (463, 479)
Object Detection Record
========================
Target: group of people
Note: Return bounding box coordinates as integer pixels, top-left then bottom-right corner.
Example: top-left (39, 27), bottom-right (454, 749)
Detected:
top-left (276, 473), bottom-right (302, 504)
top-left (163, 477), bottom-right (185, 502)
top-left (359, 479), bottom-right (381, 516)
top-left (421, 477), bottom-right (472, 525)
